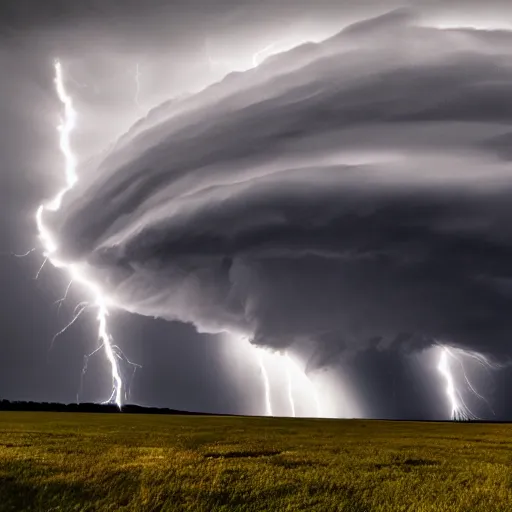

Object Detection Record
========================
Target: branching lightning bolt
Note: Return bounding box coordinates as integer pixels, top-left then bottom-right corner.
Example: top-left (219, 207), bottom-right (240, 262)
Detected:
top-left (13, 248), bottom-right (36, 258)
top-left (244, 336), bottom-right (322, 418)
top-left (112, 344), bottom-right (141, 403)
top-left (457, 349), bottom-right (501, 371)
top-left (77, 343), bottom-right (103, 404)
top-left (437, 345), bottom-right (481, 421)
top-left (35, 60), bottom-right (126, 408)
top-left (35, 258), bottom-right (48, 279)
top-left (50, 302), bottom-right (89, 350)
top-left (442, 346), bottom-right (495, 417)
top-left (204, 37), bottom-right (327, 418)
top-left (54, 280), bottom-right (73, 315)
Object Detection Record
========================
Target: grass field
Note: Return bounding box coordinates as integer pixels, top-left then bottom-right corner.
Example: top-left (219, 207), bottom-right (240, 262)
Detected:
top-left (0, 413), bottom-right (512, 511)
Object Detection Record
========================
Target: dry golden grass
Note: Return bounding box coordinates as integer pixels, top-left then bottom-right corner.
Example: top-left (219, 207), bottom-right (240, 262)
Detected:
top-left (1, 412), bottom-right (512, 511)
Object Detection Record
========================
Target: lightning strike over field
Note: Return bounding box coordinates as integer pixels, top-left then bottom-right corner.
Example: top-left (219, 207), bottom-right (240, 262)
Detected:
top-left (437, 346), bottom-right (479, 421)
top-left (35, 60), bottom-right (125, 408)
top-left (286, 354), bottom-right (322, 417)
top-left (254, 348), bottom-right (273, 416)
top-left (284, 353), bottom-right (296, 417)
top-left (444, 347), bottom-right (495, 416)
top-left (211, 39), bottom-right (329, 418)
top-left (244, 336), bottom-right (322, 417)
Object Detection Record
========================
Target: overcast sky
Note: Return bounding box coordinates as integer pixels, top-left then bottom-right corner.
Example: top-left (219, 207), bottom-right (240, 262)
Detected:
top-left (2, 0), bottom-right (512, 421)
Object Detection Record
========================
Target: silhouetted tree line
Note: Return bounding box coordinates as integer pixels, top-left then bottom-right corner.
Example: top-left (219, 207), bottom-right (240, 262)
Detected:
top-left (0, 399), bottom-right (215, 416)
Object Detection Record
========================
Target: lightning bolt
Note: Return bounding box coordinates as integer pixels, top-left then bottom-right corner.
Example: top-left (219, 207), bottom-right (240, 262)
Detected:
top-left (35, 257), bottom-right (48, 279)
top-left (254, 348), bottom-right (273, 416)
top-left (13, 248), bottom-right (36, 258)
top-left (77, 343), bottom-right (103, 404)
top-left (112, 344), bottom-right (141, 403)
top-left (251, 39), bottom-right (304, 69)
top-left (438, 346), bottom-right (499, 419)
top-left (252, 42), bottom-right (278, 68)
top-left (245, 336), bottom-right (322, 418)
top-left (205, 38), bottom-right (288, 78)
top-left (457, 349), bottom-right (501, 371)
top-left (35, 60), bottom-right (126, 408)
top-left (50, 301), bottom-right (89, 350)
top-left (284, 352), bottom-right (296, 417)
top-left (54, 280), bottom-right (73, 315)
top-left (205, 37), bottom-right (325, 417)
top-left (286, 353), bottom-right (322, 418)
top-left (437, 345), bottom-right (481, 421)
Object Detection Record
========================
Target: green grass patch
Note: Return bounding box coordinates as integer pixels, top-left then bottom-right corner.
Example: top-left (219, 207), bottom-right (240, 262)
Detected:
top-left (0, 412), bottom-right (511, 511)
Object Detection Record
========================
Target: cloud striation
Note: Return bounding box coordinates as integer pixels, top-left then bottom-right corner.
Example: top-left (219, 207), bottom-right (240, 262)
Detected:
top-left (49, 10), bottom-right (512, 368)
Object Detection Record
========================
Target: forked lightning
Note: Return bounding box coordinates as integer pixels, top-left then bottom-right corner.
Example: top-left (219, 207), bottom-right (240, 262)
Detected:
top-left (437, 345), bottom-right (494, 421)
top-left (36, 60), bottom-right (126, 408)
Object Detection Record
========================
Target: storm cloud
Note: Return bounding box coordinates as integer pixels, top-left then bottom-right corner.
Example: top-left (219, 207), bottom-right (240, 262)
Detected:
top-left (49, 10), bottom-right (512, 366)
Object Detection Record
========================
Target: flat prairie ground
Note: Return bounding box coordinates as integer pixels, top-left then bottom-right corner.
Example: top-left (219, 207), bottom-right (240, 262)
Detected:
top-left (0, 413), bottom-right (512, 511)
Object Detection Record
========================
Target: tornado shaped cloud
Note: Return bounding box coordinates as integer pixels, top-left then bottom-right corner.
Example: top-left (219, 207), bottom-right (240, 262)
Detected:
top-left (51, 10), bottom-right (512, 365)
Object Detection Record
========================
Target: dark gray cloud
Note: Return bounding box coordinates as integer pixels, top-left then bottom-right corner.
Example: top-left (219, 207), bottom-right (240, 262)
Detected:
top-left (47, 10), bottom-right (512, 367)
